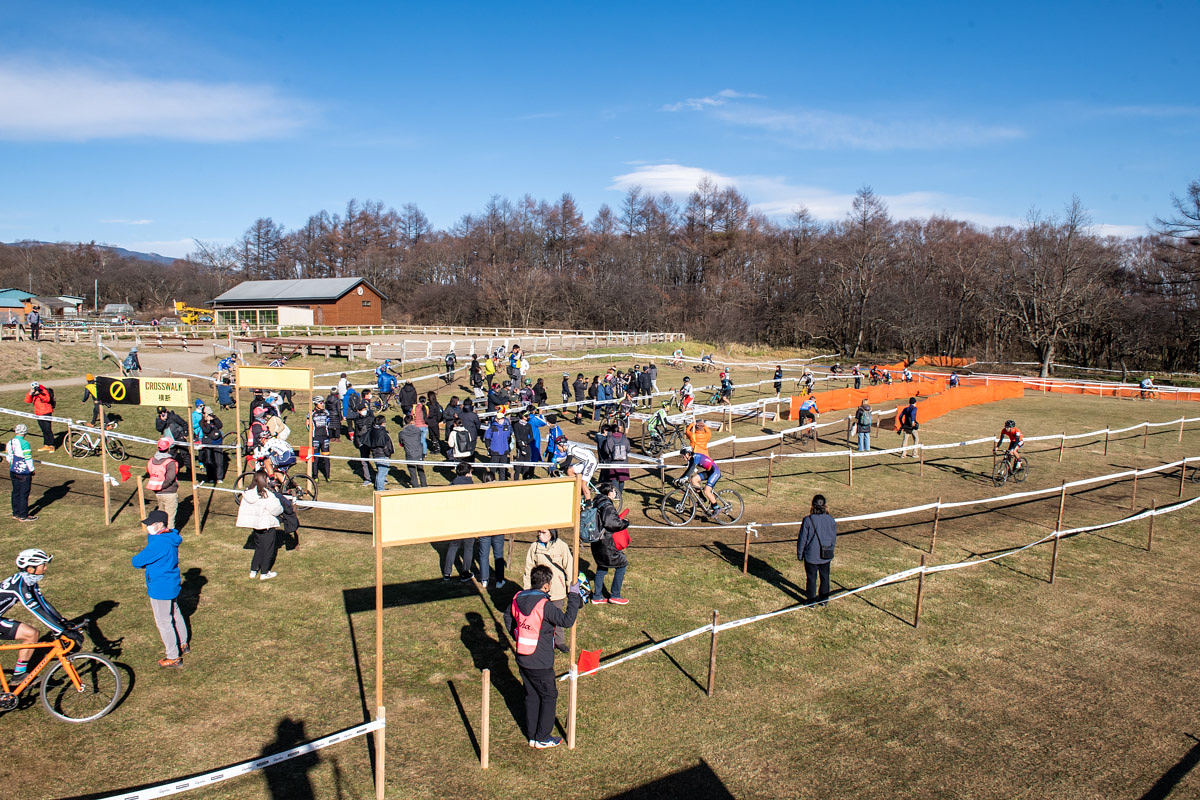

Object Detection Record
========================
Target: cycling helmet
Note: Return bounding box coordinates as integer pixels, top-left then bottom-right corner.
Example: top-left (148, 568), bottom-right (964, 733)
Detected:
top-left (554, 434), bottom-right (569, 446)
top-left (16, 548), bottom-right (52, 569)
top-left (1004, 419), bottom-right (1015, 428)
top-left (562, 372), bottom-right (569, 377)
top-left (313, 396), bottom-right (325, 405)
top-left (661, 400), bottom-right (671, 407)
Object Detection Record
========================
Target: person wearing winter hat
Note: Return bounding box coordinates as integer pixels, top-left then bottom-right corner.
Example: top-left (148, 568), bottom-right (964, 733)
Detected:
top-left (131, 510), bottom-right (189, 667)
top-left (5, 424), bottom-right (36, 521)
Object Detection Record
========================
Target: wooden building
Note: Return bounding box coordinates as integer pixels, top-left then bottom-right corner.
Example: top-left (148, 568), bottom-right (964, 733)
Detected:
top-left (209, 278), bottom-right (386, 327)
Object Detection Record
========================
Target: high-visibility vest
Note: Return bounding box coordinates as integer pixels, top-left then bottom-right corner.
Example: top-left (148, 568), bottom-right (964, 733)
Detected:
top-left (511, 593), bottom-right (549, 656)
top-left (146, 457), bottom-right (170, 491)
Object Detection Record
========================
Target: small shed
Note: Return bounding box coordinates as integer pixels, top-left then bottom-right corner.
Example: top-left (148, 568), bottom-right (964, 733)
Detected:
top-left (210, 277), bottom-right (386, 327)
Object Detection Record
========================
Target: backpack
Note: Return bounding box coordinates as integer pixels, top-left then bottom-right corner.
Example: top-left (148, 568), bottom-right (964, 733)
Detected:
top-left (610, 436), bottom-right (629, 462)
top-left (274, 492), bottom-right (300, 534)
top-left (579, 507), bottom-right (601, 543)
top-left (44, 387), bottom-right (55, 408)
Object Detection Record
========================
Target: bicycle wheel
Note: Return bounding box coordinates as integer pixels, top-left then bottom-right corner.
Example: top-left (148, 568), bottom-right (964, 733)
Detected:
top-left (641, 430), bottom-right (663, 457)
top-left (286, 473), bottom-right (317, 502)
top-left (991, 460), bottom-right (1010, 487)
top-left (40, 653), bottom-right (121, 723)
top-left (660, 487), bottom-right (696, 526)
top-left (711, 489), bottom-right (745, 525)
top-left (105, 437), bottom-right (127, 461)
top-left (1012, 458), bottom-right (1028, 483)
top-left (667, 429), bottom-right (687, 453)
top-left (232, 471), bottom-right (255, 505)
top-left (68, 433), bottom-right (90, 459)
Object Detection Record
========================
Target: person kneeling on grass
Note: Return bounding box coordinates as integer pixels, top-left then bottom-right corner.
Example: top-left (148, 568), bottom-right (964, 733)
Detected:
top-left (505, 564), bottom-right (583, 749)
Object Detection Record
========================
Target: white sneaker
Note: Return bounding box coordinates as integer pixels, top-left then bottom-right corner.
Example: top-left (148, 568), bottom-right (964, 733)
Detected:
top-left (494, 580), bottom-right (506, 589)
top-left (250, 571), bottom-right (258, 578)
top-left (259, 571), bottom-right (277, 581)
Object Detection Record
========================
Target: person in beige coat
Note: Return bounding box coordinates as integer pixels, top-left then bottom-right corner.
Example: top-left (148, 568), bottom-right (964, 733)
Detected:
top-left (236, 471), bottom-right (284, 581)
top-left (522, 529), bottom-right (572, 652)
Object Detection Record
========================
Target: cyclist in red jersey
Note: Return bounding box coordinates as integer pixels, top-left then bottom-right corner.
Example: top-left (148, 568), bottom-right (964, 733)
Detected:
top-left (994, 419), bottom-right (1024, 469)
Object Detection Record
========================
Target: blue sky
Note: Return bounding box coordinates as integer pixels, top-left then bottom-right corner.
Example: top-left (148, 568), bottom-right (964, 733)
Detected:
top-left (1, 1), bottom-right (1197, 258)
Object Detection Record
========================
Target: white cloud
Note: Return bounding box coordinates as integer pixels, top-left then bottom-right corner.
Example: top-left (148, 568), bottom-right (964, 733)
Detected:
top-left (100, 218), bottom-right (153, 225)
top-left (119, 239), bottom-right (196, 258)
top-left (662, 88), bottom-right (765, 113)
top-left (663, 89), bottom-right (1023, 150)
top-left (0, 61), bottom-right (313, 141)
top-left (1092, 223), bottom-right (1145, 238)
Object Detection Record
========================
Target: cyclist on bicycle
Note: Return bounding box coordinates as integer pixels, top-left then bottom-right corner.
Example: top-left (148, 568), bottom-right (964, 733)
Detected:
top-left (679, 376), bottom-right (695, 412)
top-left (217, 354), bottom-right (238, 375)
top-left (552, 434), bottom-right (598, 500)
top-left (798, 395), bottom-right (819, 427)
top-left (671, 347), bottom-right (684, 367)
top-left (902, 367), bottom-right (913, 383)
top-left (677, 447), bottom-right (722, 518)
top-left (253, 435), bottom-right (296, 480)
top-left (647, 401), bottom-right (671, 440)
top-left (376, 362), bottom-right (399, 402)
top-left (719, 372), bottom-right (734, 404)
top-left (830, 363), bottom-right (844, 376)
top-left (995, 420), bottom-right (1024, 468)
top-left (799, 368), bottom-right (815, 395)
top-left (1, 549), bottom-right (76, 681)
top-left (122, 346), bottom-right (141, 375)
top-left (1139, 376), bottom-right (1156, 399)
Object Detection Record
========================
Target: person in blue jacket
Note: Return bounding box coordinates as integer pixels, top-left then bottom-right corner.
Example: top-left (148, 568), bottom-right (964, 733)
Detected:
top-left (528, 408), bottom-right (548, 467)
top-left (131, 509), bottom-right (189, 668)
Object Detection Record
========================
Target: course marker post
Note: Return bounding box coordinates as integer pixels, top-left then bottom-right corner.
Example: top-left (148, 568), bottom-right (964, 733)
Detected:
top-left (1180, 458), bottom-right (1188, 498)
top-left (1058, 432), bottom-right (1065, 464)
top-left (481, 668), bottom-right (491, 769)
top-left (1180, 417), bottom-right (1186, 443)
top-left (914, 554), bottom-right (926, 628)
top-left (742, 525), bottom-right (751, 574)
top-left (99, 421), bottom-right (112, 525)
top-left (765, 452), bottom-right (774, 498)
top-left (1050, 482), bottom-right (1066, 584)
top-left (929, 498), bottom-right (941, 553)
top-left (706, 609), bottom-right (719, 697)
top-left (1147, 501), bottom-right (1156, 552)
top-left (1142, 422), bottom-right (1148, 450)
top-left (847, 451), bottom-right (853, 487)
top-left (919, 444), bottom-right (925, 476)
top-left (1103, 427), bottom-right (1110, 456)
top-left (1131, 468), bottom-right (1139, 510)
top-left (136, 475), bottom-right (146, 519)
top-left (730, 437), bottom-right (736, 475)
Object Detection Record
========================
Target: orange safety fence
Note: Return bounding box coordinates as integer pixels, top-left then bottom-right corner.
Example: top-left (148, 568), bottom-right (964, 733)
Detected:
top-left (911, 356), bottom-right (975, 368)
top-left (892, 381), bottom-right (1024, 431)
top-left (953, 375), bottom-right (1200, 401)
top-left (790, 376), bottom-right (947, 420)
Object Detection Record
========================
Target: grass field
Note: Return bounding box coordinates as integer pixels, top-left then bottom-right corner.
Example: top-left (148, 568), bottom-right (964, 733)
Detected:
top-left (0, 350), bottom-right (1198, 800)
top-left (0, 342), bottom-right (113, 385)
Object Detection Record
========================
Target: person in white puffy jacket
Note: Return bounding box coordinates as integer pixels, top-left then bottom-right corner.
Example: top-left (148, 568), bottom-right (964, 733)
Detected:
top-left (236, 471), bottom-right (284, 581)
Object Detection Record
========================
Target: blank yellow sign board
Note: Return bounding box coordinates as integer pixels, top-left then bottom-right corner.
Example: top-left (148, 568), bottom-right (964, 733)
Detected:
top-left (374, 477), bottom-right (579, 547)
top-left (237, 365), bottom-right (314, 392)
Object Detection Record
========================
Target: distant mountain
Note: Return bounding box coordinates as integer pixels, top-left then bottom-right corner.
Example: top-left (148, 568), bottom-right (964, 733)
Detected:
top-left (4, 240), bottom-right (178, 266)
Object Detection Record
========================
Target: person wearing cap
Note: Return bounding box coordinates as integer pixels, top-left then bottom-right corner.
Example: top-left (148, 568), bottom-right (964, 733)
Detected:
top-left (131, 509), bottom-right (188, 667)
top-left (484, 408), bottom-right (514, 483)
top-left (560, 373), bottom-right (570, 405)
top-left (309, 396), bottom-right (333, 482)
top-left (147, 438), bottom-right (180, 530)
top-left (5, 423), bottom-right (37, 521)
top-left (199, 405), bottom-right (226, 483)
top-left (397, 413), bottom-right (426, 488)
top-left (155, 406), bottom-right (189, 475)
top-left (82, 373), bottom-right (105, 426)
top-left (24, 381), bottom-right (56, 451)
top-left (191, 398), bottom-right (204, 439)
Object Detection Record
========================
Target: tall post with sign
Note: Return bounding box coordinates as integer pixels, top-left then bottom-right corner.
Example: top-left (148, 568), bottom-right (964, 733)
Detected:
top-left (235, 365), bottom-right (316, 482)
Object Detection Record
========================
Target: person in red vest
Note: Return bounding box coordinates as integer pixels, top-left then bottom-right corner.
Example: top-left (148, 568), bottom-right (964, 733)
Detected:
top-left (504, 564), bottom-right (583, 749)
top-left (146, 438), bottom-right (180, 531)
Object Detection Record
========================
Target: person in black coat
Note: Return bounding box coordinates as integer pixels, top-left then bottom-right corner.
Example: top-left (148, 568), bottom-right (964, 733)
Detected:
top-left (368, 415), bottom-right (394, 491)
top-left (589, 482), bottom-right (630, 604)
top-left (325, 387), bottom-right (342, 442)
top-left (424, 391), bottom-right (443, 451)
top-left (532, 378), bottom-right (548, 407)
top-left (503, 564), bottom-right (583, 748)
top-left (572, 374), bottom-right (588, 424)
top-left (797, 494), bottom-right (837, 604)
top-left (513, 409), bottom-right (535, 480)
top-left (198, 406), bottom-right (226, 483)
top-left (397, 380), bottom-right (418, 414)
top-left (457, 402), bottom-right (481, 455)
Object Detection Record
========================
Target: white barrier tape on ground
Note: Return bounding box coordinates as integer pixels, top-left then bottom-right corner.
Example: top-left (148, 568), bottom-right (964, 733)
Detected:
top-left (95, 718), bottom-right (385, 800)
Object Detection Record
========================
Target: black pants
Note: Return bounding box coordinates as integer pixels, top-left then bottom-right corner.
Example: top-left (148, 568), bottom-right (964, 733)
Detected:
top-left (313, 437), bottom-right (331, 481)
top-left (37, 418), bottom-right (53, 448)
top-left (30, 323), bottom-right (40, 341)
top-left (10, 471), bottom-right (31, 518)
top-left (487, 452), bottom-right (509, 482)
top-left (202, 445), bottom-right (227, 482)
top-left (519, 665), bottom-right (558, 742)
top-left (407, 463), bottom-right (427, 487)
top-left (251, 528), bottom-right (280, 573)
top-left (804, 561), bottom-right (830, 602)
top-left (515, 447), bottom-right (533, 479)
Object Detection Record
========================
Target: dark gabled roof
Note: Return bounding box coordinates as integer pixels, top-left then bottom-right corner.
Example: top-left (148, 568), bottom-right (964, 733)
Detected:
top-left (210, 277), bottom-right (387, 305)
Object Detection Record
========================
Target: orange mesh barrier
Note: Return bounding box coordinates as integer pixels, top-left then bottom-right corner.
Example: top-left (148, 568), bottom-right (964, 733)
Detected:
top-left (892, 381), bottom-right (1024, 430)
top-left (911, 356), bottom-right (975, 368)
top-left (791, 377), bottom-right (947, 420)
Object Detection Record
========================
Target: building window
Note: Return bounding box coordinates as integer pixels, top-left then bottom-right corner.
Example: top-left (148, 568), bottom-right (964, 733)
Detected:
top-left (362, 300), bottom-right (371, 307)
top-left (260, 309), bottom-right (278, 325)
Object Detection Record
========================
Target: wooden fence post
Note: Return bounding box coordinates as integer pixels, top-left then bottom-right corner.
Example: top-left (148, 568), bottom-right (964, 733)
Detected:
top-left (136, 475), bottom-right (147, 519)
top-left (929, 499), bottom-right (941, 553)
top-left (706, 610), bottom-right (719, 697)
top-left (730, 437), bottom-right (736, 476)
top-left (742, 526), bottom-right (751, 574)
top-left (919, 444), bottom-right (925, 477)
top-left (914, 554), bottom-right (926, 627)
top-left (99, 423), bottom-right (111, 525)
top-left (1147, 501), bottom-right (1156, 552)
top-left (1050, 482), bottom-right (1066, 585)
top-left (847, 451), bottom-right (853, 487)
top-left (1180, 417), bottom-right (1186, 443)
top-left (765, 452), bottom-right (775, 498)
top-left (1142, 422), bottom-right (1148, 449)
top-left (481, 668), bottom-right (491, 769)
top-left (1131, 469), bottom-right (1139, 510)
top-left (1180, 458), bottom-right (1188, 498)
top-left (1058, 432), bottom-right (1065, 463)
top-left (1103, 427), bottom-right (1110, 456)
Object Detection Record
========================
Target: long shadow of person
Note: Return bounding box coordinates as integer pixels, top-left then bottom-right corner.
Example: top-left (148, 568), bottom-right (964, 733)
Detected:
top-left (71, 600), bottom-right (123, 656)
top-left (458, 611), bottom-right (525, 740)
top-left (27, 479), bottom-right (74, 516)
top-left (177, 568), bottom-right (207, 641)
top-left (707, 541), bottom-right (807, 602)
top-left (261, 717), bottom-right (319, 800)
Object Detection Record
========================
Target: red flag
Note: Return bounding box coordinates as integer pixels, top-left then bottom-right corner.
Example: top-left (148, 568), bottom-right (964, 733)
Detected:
top-left (298, 446), bottom-right (313, 462)
top-left (118, 464), bottom-right (132, 483)
top-left (577, 649), bottom-right (602, 674)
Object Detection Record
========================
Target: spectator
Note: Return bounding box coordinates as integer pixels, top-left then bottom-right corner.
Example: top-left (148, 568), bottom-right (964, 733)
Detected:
top-left (442, 462), bottom-right (476, 581)
top-left (469, 355), bottom-right (483, 389)
top-left (337, 373), bottom-right (350, 398)
top-left (6, 424), bottom-right (36, 521)
top-left (572, 374), bottom-right (588, 424)
top-left (484, 412), bottom-right (513, 482)
top-left (685, 417), bottom-right (712, 455)
top-left (898, 397), bottom-right (920, 458)
top-left (236, 471), bottom-right (284, 581)
top-left (597, 423), bottom-right (631, 506)
top-left (147, 438), bottom-right (180, 530)
top-left (199, 406), bottom-right (227, 484)
top-left (592, 377), bottom-right (607, 422)
top-left (425, 391), bottom-right (443, 454)
top-left (513, 408), bottom-right (535, 480)
top-left (853, 365), bottom-right (862, 390)
top-left (398, 413), bottom-right (426, 488)
top-left (638, 366), bottom-right (653, 408)
top-left (155, 406), bottom-right (189, 472)
top-left (532, 378), bottom-right (548, 407)
top-left (131, 509), bottom-right (189, 667)
top-left (353, 390), bottom-right (374, 486)
top-left (774, 366), bottom-right (783, 395)
top-left (649, 361), bottom-right (660, 397)
top-left (191, 399), bottom-right (204, 439)
top-left (504, 564), bottom-right (583, 749)
top-left (560, 373), bottom-right (570, 405)
top-left (854, 399), bottom-right (872, 453)
top-left (27, 307), bottom-right (41, 341)
top-left (217, 378), bottom-right (235, 411)
top-left (412, 395), bottom-right (430, 455)
top-left (309, 397), bottom-right (332, 483)
top-left (369, 415), bottom-right (394, 491)
top-left (398, 379), bottom-right (418, 415)
top-left (483, 355), bottom-right (496, 386)
top-left (590, 482), bottom-right (630, 605)
top-left (522, 528), bottom-right (572, 651)
top-left (23, 382), bottom-right (56, 452)
top-left (325, 386), bottom-right (342, 442)
top-left (797, 494), bottom-right (837, 605)
top-left (343, 383), bottom-right (364, 441)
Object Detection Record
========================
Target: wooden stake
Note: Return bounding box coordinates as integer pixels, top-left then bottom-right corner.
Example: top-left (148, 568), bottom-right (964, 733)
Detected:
top-left (306, 388), bottom-right (314, 480)
top-left (1147, 501), bottom-right (1156, 551)
top-left (374, 509), bottom-right (385, 800)
top-left (929, 499), bottom-right (941, 553)
top-left (1050, 482), bottom-right (1066, 585)
top-left (1180, 458), bottom-right (1188, 498)
top-left (765, 452), bottom-right (774, 498)
top-left (730, 436), bottom-right (736, 476)
top-left (567, 476), bottom-right (582, 750)
top-left (185, 409), bottom-right (201, 536)
top-left (1142, 422), bottom-right (1148, 449)
top-left (481, 668), bottom-right (491, 769)
top-left (1179, 417), bottom-right (1185, 443)
top-left (706, 610), bottom-right (719, 697)
top-left (742, 525), bottom-right (752, 574)
top-left (919, 444), bottom-right (925, 477)
top-left (235, 378), bottom-right (244, 479)
top-left (1057, 432), bottom-right (1065, 463)
top-left (914, 554), bottom-right (926, 628)
top-left (99, 422), bottom-right (111, 525)
top-left (1056, 481), bottom-right (1067, 532)
top-left (848, 450), bottom-right (854, 487)
top-left (1131, 469), bottom-right (1139, 510)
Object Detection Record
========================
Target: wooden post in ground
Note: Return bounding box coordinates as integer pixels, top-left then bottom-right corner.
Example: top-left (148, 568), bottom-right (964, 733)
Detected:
top-left (1058, 433), bottom-right (1065, 463)
top-left (1103, 427), bottom-right (1110, 456)
top-left (706, 610), bottom-right (719, 697)
top-left (929, 499), bottom-right (941, 553)
top-left (1056, 481), bottom-right (1067, 531)
top-left (1131, 469), bottom-right (1139, 510)
top-left (919, 444), bottom-right (925, 477)
top-left (1180, 417), bottom-right (1186, 443)
top-left (1142, 422), bottom-right (1148, 449)
top-left (847, 451), bottom-right (854, 487)
top-left (992, 448), bottom-right (997, 477)
top-left (914, 554), bottom-right (927, 627)
top-left (185, 416), bottom-right (201, 536)
top-left (136, 475), bottom-right (147, 519)
top-left (730, 437), bottom-right (736, 476)
top-left (1147, 501), bottom-right (1156, 551)
top-left (480, 669), bottom-right (491, 769)
top-left (1180, 458), bottom-right (1188, 498)
top-left (742, 525), bottom-right (751, 574)
top-left (765, 452), bottom-right (775, 498)
top-left (235, 381), bottom-right (244, 479)
top-left (99, 422), bottom-right (111, 525)
top-left (1050, 482), bottom-right (1066, 584)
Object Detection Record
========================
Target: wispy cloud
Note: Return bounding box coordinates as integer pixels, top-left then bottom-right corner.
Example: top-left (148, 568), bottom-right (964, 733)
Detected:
top-left (1092, 223), bottom-right (1145, 238)
top-left (100, 218), bottom-right (153, 225)
top-left (118, 239), bottom-right (197, 259)
top-left (0, 61), bottom-right (314, 142)
top-left (663, 89), bottom-right (1023, 150)
top-left (662, 88), bottom-right (764, 112)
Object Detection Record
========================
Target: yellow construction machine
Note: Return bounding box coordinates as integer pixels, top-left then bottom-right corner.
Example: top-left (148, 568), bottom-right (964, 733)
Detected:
top-left (173, 301), bottom-right (214, 325)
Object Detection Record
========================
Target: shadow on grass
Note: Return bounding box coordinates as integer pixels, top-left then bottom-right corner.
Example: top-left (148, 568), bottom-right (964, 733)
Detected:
top-left (458, 610), bottom-right (524, 746)
top-left (28, 479), bottom-right (74, 515)
top-left (641, 630), bottom-right (705, 693)
top-left (1138, 733), bottom-right (1200, 800)
top-left (707, 541), bottom-right (806, 603)
top-left (831, 577), bottom-right (915, 627)
top-left (603, 759), bottom-right (735, 799)
top-left (71, 600), bottom-right (123, 657)
top-left (261, 717), bottom-right (320, 800)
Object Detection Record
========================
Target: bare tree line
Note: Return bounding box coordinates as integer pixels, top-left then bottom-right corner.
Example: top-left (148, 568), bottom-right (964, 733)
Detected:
top-left (4, 179), bottom-right (1199, 376)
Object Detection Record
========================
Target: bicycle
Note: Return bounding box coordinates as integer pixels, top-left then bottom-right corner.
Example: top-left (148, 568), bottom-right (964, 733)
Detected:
top-left (660, 479), bottom-right (744, 526)
top-left (641, 422), bottom-right (686, 457)
top-left (65, 420), bottom-right (127, 461)
top-left (693, 360), bottom-right (716, 374)
top-left (234, 461), bottom-right (317, 503)
top-left (991, 449), bottom-right (1029, 486)
top-left (0, 623), bottom-right (121, 723)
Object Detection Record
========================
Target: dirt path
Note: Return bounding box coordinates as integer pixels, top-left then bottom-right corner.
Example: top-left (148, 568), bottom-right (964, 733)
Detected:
top-left (0, 345), bottom-right (220, 393)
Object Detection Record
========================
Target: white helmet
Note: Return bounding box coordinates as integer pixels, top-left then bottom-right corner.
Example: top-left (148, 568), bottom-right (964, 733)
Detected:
top-left (16, 548), bottom-right (52, 569)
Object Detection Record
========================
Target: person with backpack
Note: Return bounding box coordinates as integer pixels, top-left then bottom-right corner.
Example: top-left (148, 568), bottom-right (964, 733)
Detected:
top-left (897, 396), bottom-right (920, 458)
top-left (397, 379), bottom-right (418, 415)
top-left (589, 482), bottom-right (630, 605)
top-left (513, 408), bottom-right (535, 480)
top-left (457, 401), bottom-right (482, 460)
top-left (424, 391), bottom-right (443, 454)
top-left (6, 424), bottom-right (37, 521)
top-left (532, 378), bottom-right (548, 407)
top-left (797, 494), bottom-right (837, 605)
top-left (598, 423), bottom-right (631, 506)
top-left (122, 346), bottom-right (141, 375)
top-left (342, 383), bottom-right (363, 439)
top-left (369, 415), bottom-right (395, 491)
top-left (397, 414), bottom-right (426, 488)
top-left (504, 564), bottom-right (583, 749)
top-left (217, 378), bottom-right (235, 411)
top-left (854, 399), bottom-right (872, 452)
top-left (24, 382), bottom-right (56, 451)
top-left (484, 411), bottom-right (513, 483)
top-left (469, 355), bottom-right (482, 389)
top-left (774, 366), bottom-right (784, 395)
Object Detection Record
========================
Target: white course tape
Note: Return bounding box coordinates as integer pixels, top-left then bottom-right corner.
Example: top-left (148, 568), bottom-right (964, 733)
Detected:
top-left (96, 718), bottom-right (384, 800)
